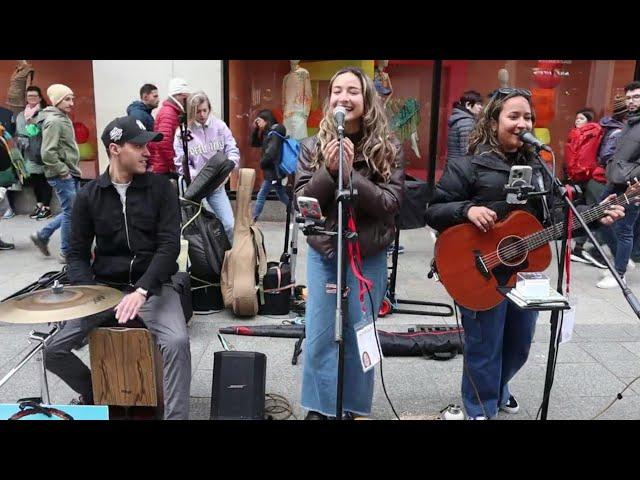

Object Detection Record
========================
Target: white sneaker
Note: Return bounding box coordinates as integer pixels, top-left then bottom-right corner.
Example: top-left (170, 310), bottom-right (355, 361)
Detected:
top-left (596, 272), bottom-right (623, 289)
top-left (466, 415), bottom-right (488, 420)
top-left (581, 250), bottom-right (608, 269)
top-left (628, 259), bottom-right (636, 270)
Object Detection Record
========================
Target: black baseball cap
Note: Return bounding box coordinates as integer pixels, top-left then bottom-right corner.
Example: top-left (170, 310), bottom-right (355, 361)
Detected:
top-left (101, 115), bottom-right (163, 149)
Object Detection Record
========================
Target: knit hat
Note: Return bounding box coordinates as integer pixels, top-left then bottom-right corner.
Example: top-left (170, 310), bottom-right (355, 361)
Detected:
top-left (47, 84), bottom-right (74, 106)
top-left (168, 78), bottom-right (191, 96)
top-left (613, 95), bottom-right (627, 120)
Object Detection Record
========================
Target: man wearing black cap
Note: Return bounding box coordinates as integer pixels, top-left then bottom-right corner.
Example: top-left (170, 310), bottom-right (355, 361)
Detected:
top-left (44, 115), bottom-right (191, 420)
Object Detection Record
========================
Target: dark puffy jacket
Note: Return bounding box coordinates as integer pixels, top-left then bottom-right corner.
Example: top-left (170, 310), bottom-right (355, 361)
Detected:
top-left (598, 116), bottom-right (625, 166)
top-left (147, 98), bottom-right (182, 174)
top-left (606, 112), bottom-right (640, 186)
top-left (426, 146), bottom-right (548, 233)
top-left (251, 123), bottom-right (286, 182)
top-left (446, 107), bottom-right (476, 162)
top-left (126, 100), bottom-right (155, 132)
top-left (67, 170), bottom-right (180, 297)
top-left (295, 133), bottom-right (405, 258)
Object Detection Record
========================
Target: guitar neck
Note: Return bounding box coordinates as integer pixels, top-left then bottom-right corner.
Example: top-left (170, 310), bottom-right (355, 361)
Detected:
top-left (525, 191), bottom-right (631, 251)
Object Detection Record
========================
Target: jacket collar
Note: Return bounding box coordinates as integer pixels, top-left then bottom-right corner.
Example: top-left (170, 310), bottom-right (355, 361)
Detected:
top-left (98, 167), bottom-right (151, 188)
top-left (471, 145), bottom-right (539, 173)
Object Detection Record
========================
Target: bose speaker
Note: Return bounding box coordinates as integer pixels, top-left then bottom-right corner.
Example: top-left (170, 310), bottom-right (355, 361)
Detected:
top-left (210, 351), bottom-right (266, 420)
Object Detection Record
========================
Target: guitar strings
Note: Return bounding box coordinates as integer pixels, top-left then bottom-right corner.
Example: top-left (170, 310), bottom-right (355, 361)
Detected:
top-left (481, 196), bottom-right (626, 268)
top-left (478, 194), bottom-right (631, 269)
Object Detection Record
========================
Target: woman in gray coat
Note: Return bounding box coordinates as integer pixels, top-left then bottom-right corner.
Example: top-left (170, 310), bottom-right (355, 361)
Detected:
top-left (446, 90), bottom-right (483, 162)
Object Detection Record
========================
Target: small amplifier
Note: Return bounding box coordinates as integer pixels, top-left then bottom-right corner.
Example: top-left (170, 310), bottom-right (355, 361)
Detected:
top-left (210, 351), bottom-right (266, 420)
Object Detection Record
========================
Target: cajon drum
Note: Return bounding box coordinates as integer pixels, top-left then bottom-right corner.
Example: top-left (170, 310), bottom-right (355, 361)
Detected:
top-left (89, 327), bottom-right (163, 409)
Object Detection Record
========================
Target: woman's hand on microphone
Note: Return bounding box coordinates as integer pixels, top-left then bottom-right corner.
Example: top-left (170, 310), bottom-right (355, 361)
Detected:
top-left (324, 137), bottom-right (354, 183)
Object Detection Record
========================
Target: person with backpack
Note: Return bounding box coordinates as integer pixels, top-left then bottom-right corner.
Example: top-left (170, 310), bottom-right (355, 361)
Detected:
top-left (173, 91), bottom-right (240, 242)
top-left (565, 108), bottom-right (607, 267)
top-left (250, 109), bottom-right (290, 222)
top-left (446, 90), bottom-right (483, 162)
top-left (15, 86), bottom-right (53, 220)
top-left (295, 67), bottom-right (405, 420)
top-left (579, 96), bottom-right (629, 268)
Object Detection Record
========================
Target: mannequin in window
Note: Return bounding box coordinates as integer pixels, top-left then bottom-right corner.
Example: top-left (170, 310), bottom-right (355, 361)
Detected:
top-left (282, 60), bottom-right (312, 140)
top-left (374, 60), bottom-right (393, 107)
top-left (6, 60), bottom-right (35, 115)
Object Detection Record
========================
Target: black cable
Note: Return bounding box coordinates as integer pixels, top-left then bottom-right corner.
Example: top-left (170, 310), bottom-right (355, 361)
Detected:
top-left (592, 375), bottom-right (640, 419)
top-left (364, 281), bottom-right (401, 420)
top-left (265, 393), bottom-right (297, 420)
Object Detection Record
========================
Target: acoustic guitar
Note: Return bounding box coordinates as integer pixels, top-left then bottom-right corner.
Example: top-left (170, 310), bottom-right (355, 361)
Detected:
top-left (433, 182), bottom-right (639, 311)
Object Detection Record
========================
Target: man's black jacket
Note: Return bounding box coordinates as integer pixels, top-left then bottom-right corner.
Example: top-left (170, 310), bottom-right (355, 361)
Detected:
top-left (67, 169), bottom-right (180, 296)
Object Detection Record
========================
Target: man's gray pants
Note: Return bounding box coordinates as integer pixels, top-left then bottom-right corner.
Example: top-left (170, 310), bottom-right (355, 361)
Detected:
top-left (45, 284), bottom-right (191, 420)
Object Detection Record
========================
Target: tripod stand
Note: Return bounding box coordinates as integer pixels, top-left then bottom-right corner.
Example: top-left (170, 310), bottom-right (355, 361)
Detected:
top-left (0, 326), bottom-right (60, 405)
top-left (386, 224), bottom-right (453, 317)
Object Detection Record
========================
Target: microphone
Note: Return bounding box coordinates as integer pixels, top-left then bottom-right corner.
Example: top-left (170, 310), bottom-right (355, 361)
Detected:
top-left (518, 131), bottom-right (552, 152)
top-left (333, 106), bottom-right (346, 134)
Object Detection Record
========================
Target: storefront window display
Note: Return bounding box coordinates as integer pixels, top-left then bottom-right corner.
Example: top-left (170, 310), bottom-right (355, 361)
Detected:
top-left (438, 60), bottom-right (636, 179)
top-left (0, 60), bottom-right (99, 179)
top-left (228, 60), bottom-right (434, 189)
top-left (228, 60), bottom-right (637, 190)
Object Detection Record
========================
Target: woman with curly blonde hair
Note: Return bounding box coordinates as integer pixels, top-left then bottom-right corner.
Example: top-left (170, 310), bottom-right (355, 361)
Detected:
top-left (295, 66), bottom-right (405, 420)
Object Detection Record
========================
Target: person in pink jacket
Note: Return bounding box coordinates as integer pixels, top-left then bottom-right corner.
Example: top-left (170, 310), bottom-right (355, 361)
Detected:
top-left (147, 78), bottom-right (191, 177)
top-left (173, 91), bottom-right (240, 242)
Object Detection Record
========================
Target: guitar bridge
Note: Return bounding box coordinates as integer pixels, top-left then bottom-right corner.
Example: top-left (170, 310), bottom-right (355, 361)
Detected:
top-left (474, 250), bottom-right (490, 279)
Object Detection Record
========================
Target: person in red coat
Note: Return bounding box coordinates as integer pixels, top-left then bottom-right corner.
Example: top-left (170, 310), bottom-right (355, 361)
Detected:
top-left (147, 78), bottom-right (191, 178)
top-left (565, 108), bottom-right (607, 267)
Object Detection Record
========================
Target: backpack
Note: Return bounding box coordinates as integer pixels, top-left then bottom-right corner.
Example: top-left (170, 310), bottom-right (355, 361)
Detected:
top-left (268, 130), bottom-right (300, 176)
top-left (24, 119), bottom-right (44, 165)
top-left (564, 123), bottom-right (603, 183)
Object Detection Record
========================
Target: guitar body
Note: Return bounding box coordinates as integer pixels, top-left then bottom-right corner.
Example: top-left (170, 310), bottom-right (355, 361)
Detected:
top-left (434, 210), bottom-right (552, 311)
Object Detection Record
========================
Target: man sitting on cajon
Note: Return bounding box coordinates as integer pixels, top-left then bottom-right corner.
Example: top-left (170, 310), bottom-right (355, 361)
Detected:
top-left (45, 116), bottom-right (191, 420)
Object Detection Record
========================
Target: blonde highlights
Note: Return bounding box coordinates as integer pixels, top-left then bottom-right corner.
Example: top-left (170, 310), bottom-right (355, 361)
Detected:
top-left (311, 67), bottom-right (396, 182)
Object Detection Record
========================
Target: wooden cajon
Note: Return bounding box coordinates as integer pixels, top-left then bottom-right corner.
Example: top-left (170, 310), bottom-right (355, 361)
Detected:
top-left (89, 327), bottom-right (164, 409)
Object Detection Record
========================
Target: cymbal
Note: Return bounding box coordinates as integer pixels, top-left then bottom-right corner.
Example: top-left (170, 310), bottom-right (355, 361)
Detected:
top-left (0, 285), bottom-right (124, 324)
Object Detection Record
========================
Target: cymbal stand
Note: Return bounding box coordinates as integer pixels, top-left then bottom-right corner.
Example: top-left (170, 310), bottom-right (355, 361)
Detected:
top-left (0, 325), bottom-right (60, 405)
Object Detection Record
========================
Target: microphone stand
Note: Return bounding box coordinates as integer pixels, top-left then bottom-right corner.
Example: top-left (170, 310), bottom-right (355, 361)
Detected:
top-left (532, 147), bottom-right (640, 420)
top-left (334, 120), bottom-right (355, 420)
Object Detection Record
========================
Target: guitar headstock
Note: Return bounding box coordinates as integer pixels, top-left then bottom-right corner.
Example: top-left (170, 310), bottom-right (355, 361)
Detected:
top-left (625, 178), bottom-right (640, 201)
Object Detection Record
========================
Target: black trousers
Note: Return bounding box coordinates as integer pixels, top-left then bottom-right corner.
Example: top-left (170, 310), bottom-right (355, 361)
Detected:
top-left (30, 173), bottom-right (53, 206)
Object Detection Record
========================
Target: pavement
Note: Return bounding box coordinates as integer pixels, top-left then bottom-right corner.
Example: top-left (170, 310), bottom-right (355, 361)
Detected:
top-left (1, 213), bottom-right (640, 420)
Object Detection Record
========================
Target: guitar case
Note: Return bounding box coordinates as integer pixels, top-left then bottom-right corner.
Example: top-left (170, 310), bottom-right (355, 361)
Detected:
top-left (220, 168), bottom-right (268, 316)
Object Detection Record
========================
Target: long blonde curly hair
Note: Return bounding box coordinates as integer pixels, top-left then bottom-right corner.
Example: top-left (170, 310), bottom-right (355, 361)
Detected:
top-left (310, 67), bottom-right (396, 182)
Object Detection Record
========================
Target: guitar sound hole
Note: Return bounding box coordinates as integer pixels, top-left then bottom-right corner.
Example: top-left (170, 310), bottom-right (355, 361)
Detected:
top-left (497, 235), bottom-right (527, 266)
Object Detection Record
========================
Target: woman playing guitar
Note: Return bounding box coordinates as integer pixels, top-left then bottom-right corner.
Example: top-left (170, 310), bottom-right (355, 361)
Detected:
top-left (426, 88), bottom-right (624, 420)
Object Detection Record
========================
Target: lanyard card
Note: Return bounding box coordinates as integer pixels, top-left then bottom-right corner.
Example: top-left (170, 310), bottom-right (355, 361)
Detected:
top-left (354, 317), bottom-right (381, 373)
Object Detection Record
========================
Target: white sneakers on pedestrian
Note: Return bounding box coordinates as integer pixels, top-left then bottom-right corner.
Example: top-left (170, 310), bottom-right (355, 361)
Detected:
top-left (596, 271), bottom-right (624, 289)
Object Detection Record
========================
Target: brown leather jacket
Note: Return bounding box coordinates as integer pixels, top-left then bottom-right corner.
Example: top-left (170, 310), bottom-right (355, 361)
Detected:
top-left (294, 134), bottom-right (405, 259)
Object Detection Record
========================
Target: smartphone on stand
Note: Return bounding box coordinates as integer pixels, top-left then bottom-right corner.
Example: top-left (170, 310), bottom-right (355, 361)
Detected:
top-left (297, 196), bottom-right (323, 221)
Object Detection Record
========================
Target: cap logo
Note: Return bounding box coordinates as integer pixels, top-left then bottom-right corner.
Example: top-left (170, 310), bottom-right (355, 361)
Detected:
top-left (109, 127), bottom-right (123, 142)
top-left (136, 120), bottom-right (146, 131)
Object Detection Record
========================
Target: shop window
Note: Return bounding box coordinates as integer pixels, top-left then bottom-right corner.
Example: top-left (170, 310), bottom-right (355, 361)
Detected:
top-left (0, 60), bottom-right (99, 179)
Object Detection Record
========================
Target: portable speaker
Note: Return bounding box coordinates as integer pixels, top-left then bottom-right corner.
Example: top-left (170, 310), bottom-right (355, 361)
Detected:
top-left (210, 351), bottom-right (266, 420)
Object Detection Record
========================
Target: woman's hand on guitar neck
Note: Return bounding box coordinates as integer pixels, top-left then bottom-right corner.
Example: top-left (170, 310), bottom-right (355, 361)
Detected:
top-left (467, 206), bottom-right (498, 232)
top-left (599, 194), bottom-right (625, 226)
